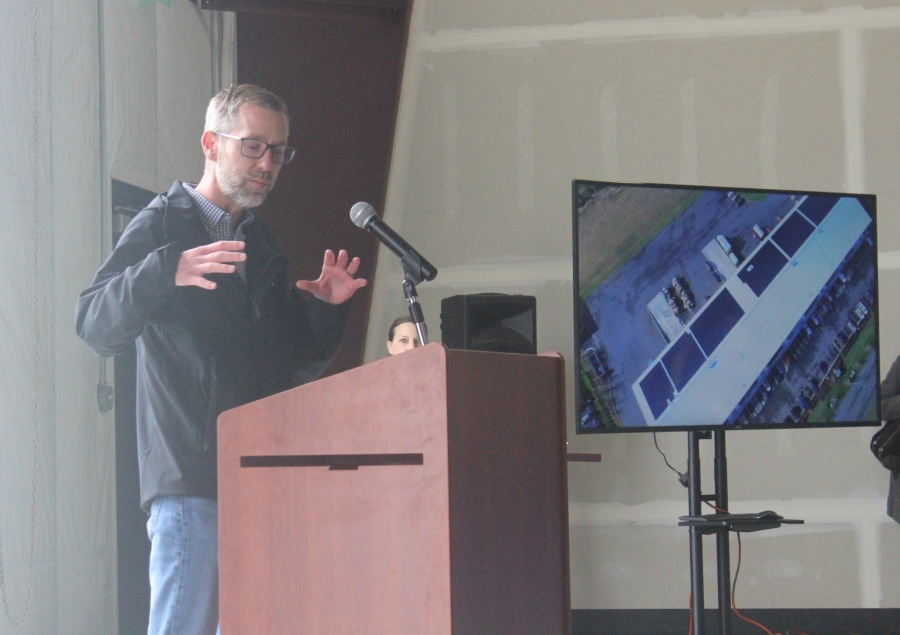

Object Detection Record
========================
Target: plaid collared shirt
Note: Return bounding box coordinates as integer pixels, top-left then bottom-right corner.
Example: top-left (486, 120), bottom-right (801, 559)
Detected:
top-left (182, 182), bottom-right (255, 282)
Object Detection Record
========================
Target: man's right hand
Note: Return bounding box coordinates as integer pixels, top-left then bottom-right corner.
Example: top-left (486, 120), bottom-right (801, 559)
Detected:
top-left (176, 241), bottom-right (246, 290)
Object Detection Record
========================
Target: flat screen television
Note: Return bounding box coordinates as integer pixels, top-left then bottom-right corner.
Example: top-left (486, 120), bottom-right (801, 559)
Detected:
top-left (573, 181), bottom-right (880, 433)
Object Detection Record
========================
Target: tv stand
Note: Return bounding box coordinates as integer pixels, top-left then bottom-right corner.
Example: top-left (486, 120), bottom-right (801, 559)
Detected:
top-left (679, 430), bottom-right (803, 635)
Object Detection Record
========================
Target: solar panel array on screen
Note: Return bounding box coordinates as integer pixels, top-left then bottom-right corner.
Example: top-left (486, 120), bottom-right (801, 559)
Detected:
top-left (573, 182), bottom-right (879, 433)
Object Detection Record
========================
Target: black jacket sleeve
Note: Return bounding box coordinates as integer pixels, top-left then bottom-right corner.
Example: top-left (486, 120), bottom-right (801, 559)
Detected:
top-left (288, 289), bottom-right (353, 385)
top-left (882, 355), bottom-right (900, 422)
top-left (75, 209), bottom-right (184, 357)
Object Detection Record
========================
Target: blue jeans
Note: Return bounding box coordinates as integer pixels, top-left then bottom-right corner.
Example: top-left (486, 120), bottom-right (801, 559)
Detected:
top-left (146, 496), bottom-right (220, 635)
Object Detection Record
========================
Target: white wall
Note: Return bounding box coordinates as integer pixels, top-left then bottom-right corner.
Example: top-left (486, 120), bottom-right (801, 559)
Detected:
top-left (0, 0), bottom-right (108, 631)
top-left (0, 1), bottom-right (233, 633)
top-left (366, 2), bottom-right (900, 610)
top-left (103, 0), bottom-right (237, 194)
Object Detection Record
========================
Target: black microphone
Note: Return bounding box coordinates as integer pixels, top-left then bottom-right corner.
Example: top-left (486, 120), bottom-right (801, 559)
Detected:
top-left (350, 202), bottom-right (437, 283)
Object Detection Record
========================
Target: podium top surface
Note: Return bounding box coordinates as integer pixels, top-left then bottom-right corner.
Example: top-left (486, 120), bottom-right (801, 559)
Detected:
top-left (218, 343), bottom-right (566, 458)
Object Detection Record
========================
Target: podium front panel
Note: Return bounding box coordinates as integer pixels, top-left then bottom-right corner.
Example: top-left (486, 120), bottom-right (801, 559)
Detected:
top-left (219, 345), bottom-right (452, 635)
top-left (218, 344), bottom-right (569, 635)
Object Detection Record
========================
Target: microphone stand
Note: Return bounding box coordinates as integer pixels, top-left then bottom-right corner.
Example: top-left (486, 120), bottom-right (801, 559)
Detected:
top-left (403, 277), bottom-right (428, 346)
top-left (399, 249), bottom-right (434, 346)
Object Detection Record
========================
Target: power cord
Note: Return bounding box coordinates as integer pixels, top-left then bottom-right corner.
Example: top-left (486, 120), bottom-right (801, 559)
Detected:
top-left (664, 445), bottom-right (819, 635)
top-left (731, 531), bottom-right (776, 635)
top-left (685, 501), bottom-right (782, 635)
top-left (653, 433), bottom-right (689, 487)
top-left (706, 502), bottom-right (780, 635)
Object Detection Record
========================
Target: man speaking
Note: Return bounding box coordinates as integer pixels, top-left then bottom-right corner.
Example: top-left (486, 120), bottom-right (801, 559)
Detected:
top-left (76, 84), bottom-right (366, 635)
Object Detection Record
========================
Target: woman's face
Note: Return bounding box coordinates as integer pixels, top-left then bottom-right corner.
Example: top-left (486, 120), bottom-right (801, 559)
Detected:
top-left (387, 322), bottom-right (420, 356)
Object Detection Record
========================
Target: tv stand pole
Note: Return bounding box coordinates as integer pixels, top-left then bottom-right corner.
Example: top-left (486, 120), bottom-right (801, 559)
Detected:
top-left (713, 431), bottom-right (733, 635)
top-left (687, 430), bottom-right (732, 635)
top-left (683, 429), bottom-right (803, 635)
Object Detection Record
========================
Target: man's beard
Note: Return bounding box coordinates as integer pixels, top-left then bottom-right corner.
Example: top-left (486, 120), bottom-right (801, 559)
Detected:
top-left (217, 154), bottom-right (274, 209)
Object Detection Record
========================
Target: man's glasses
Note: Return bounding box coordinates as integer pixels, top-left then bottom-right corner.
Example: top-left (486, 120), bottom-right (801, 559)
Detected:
top-left (214, 132), bottom-right (297, 165)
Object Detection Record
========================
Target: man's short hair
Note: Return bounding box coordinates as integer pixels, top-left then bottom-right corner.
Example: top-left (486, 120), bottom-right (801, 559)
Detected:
top-left (205, 84), bottom-right (289, 135)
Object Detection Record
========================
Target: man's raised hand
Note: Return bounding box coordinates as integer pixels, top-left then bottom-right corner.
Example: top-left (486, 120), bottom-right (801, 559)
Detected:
top-left (295, 249), bottom-right (367, 305)
top-left (176, 241), bottom-right (246, 290)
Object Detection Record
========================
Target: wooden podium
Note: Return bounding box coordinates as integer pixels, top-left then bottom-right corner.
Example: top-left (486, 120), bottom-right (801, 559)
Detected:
top-left (218, 344), bottom-right (570, 635)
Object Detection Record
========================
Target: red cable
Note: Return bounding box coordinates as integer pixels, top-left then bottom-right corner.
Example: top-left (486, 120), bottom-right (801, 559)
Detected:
top-left (731, 533), bottom-right (778, 635)
top-left (688, 593), bottom-right (693, 635)
top-left (697, 502), bottom-right (781, 635)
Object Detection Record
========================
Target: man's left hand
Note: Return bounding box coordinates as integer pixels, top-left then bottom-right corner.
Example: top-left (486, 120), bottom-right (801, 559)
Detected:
top-left (295, 249), bottom-right (367, 304)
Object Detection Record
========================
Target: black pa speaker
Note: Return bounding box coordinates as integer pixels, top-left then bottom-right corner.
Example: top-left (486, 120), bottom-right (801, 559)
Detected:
top-left (440, 294), bottom-right (536, 355)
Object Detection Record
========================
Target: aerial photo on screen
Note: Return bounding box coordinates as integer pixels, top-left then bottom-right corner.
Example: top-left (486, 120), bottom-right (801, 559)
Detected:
top-left (574, 182), bottom-right (879, 432)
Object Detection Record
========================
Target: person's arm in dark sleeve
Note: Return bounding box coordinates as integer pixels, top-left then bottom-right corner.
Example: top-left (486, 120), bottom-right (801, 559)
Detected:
top-left (289, 248), bottom-right (367, 383)
top-left (75, 210), bottom-right (182, 357)
top-left (288, 290), bottom-right (352, 384)
top-left (882, 354), bottom-right (900, 422)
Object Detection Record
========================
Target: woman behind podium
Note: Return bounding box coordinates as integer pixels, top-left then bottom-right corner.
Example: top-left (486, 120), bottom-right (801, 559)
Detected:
top-left (386, 316), bottom-right (420, 356)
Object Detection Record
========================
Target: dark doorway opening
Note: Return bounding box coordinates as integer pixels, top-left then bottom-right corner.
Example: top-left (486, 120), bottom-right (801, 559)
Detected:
top-left (111, 179), bottom-right (156, 635)
top-left (228, 0), bottom-right (412, 374)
